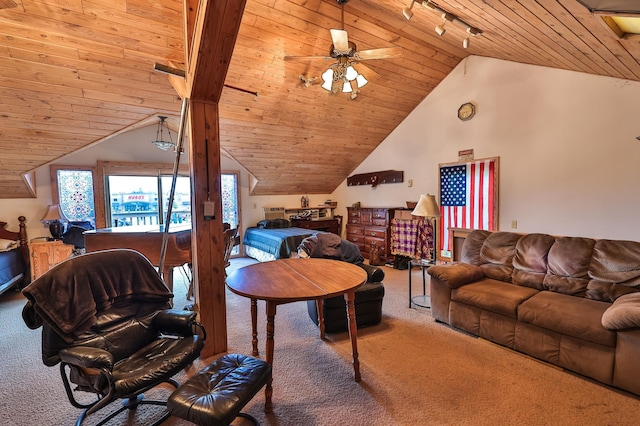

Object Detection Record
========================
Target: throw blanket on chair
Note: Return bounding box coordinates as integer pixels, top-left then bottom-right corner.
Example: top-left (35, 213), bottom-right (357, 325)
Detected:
top-left (298, 233), bottom-right (364, 264)
top-left (22, 249), bottom-right (173, 343)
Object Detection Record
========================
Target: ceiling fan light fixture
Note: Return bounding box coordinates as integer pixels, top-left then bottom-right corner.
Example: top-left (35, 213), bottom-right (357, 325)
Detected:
top-left (345, 65), bottom-right (358, 81)
top-left (321, 69), bottom-right (334, 91)
top-left (342, 81), bottom-right (353, 93)
top-left (355, 74), bottom-right (368, 88)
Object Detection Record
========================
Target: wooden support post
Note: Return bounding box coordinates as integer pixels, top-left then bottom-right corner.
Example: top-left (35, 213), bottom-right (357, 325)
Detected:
top-left (188, 100), bottom-right (227, 357)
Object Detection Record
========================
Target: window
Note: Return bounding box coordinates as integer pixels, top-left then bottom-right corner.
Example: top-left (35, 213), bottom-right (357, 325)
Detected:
top-left (106, 175), bottom-right (192, 227)
top-left (221, 172), bottom-right (241, 256)
top-left (50, 166), bottom-right (97, 227)
top-left (52, 162), bottom-right (240, 243)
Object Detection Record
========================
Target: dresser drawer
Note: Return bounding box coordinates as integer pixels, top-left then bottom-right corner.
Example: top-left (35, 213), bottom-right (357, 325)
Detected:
top-left (346, 224), bottom-right (364, 236)
top-left (360, 210), bottom-right (372, 226)
top-left (347, 209), bottom-right (361, 224)
top-left (364, 226), bottom-right (387, 239)
top-left (371, 218), bottom-right (388, 226)
top-left (365, 236), bottom-right (388, 256)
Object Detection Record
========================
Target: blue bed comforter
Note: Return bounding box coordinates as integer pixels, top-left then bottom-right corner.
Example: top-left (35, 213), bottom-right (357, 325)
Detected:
top-left (0, 248), bottom-right (25, 295)
top-left (243, 227), bottom-right (322, 259)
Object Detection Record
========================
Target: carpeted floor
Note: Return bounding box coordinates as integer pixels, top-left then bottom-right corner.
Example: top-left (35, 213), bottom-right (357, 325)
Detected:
top-left (1, 258), bottom-right (639, 425)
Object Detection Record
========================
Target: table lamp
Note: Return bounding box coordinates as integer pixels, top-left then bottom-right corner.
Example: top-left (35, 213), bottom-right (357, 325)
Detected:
top-left (411, 194), bottom-right (441, 263)
top-left (41, 204), bottom-right (68, 240)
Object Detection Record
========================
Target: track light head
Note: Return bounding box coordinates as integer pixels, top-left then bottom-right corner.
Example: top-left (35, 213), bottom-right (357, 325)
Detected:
top-left (435, 14), bottom-right (447, 36)
top-left (402, 0), bottom-right (415, 20)
top-left (463, 37), bottom-right (469, 48)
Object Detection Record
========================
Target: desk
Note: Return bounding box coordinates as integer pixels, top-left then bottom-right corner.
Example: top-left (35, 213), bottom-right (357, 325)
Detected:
top-left (409, 259), bottom-right (434, 308)
top-left (84, 225), bottom-right (191, 290)
top-left (226, 258), bottom-right (367, 412)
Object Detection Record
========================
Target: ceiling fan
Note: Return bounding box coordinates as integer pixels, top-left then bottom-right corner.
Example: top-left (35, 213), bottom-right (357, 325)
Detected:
top-left (285, 0), bottom-right (403, 99)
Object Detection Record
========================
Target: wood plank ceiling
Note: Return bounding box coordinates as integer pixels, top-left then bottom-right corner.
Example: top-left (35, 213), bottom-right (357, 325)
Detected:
top-left (0, 0), bottom-right (639, 198)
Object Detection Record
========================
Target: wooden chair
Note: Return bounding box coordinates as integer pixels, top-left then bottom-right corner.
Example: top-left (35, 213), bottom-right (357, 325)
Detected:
top-left (223, 227), bottom-right (240, 273)
top-left (186, 226), bottom-right (239, 300)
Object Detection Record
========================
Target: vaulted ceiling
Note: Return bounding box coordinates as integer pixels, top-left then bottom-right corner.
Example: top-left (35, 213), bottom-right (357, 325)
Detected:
top-left (1, 0), bottom-right (639, 198)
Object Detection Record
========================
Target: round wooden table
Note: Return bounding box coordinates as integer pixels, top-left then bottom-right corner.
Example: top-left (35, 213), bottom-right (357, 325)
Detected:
top-left (226, 257), bottom-right (368, 412)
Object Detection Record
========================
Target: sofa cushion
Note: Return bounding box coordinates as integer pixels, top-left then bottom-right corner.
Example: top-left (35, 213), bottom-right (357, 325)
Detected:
top-left (512, 233), bottom-right (556, 290)
top-left (518, 291), bottom-right (615, 347)
top-left (543, 237), bottom-right (594, 296)
top-left (586, 239), bottom-right (640, 302)
top-left (479, 232), bottom-right (522, 282)
top-left (601, 292), bottom-right (640, 330)
top-left (460, 230), bottom-right (491, 265)
top-left (451, 278), bottom-right (538, 319)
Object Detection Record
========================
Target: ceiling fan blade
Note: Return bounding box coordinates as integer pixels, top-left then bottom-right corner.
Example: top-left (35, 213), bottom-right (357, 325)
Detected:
top-left (284, 55), bottom-right (332, 61)
top-left (330, 29), bottom-right (350, 52)
top-left (355, 47), bottom-right (403, 61)
top-left (352, 63), bottom-right (380, 80)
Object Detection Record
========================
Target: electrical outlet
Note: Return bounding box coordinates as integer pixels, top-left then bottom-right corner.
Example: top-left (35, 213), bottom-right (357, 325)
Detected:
top-left (511, 220), bottom-right (517, 229)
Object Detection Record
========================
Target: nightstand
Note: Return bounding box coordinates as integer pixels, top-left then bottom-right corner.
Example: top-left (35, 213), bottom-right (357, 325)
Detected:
top-left (29, 239), bottom-right (74, 281)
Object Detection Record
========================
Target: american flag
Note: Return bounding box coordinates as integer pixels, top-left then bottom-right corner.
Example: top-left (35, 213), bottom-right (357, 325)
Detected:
top-left (440, 159), bottom-right (496, 255)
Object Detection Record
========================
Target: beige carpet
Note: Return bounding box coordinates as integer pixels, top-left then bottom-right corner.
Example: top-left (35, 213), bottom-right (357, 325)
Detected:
top-left (1, 258), bottom-right (639, 425)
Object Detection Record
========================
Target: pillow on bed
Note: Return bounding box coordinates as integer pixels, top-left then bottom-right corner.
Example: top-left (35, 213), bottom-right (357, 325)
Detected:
top-left (0, 238), bottom-right (18, 251)
top-left (257, 219), bottom-right (291, 229)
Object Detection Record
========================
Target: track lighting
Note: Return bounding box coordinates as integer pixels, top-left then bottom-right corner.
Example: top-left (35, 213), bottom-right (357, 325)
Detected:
top-left (402, 0), bottom-right (415, 20)
top-left (435, 14), bottom-right (447, 36)
top-left (402, 1), bottom-right (482, 46)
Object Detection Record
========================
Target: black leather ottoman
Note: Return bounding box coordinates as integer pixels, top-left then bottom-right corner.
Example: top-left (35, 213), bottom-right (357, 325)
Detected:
top-left (307, 281), bottom-right (385, 333)
top-left (167, 354), bottom-right (271, 426)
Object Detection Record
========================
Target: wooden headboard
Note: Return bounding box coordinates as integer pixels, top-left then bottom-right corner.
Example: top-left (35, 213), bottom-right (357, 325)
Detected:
top-left (0, 216), bottom-right (29, 266)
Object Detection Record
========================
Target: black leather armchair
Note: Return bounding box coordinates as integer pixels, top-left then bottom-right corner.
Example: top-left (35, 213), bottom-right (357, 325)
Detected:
top-left (22, 249), bottom-right (205, 426)
top-left (299, 233), bottom-right (386, 333)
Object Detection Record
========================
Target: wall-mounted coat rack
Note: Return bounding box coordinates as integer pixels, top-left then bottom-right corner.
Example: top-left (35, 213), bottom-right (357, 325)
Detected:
top-left (347, 170), bottom-right (404, 188)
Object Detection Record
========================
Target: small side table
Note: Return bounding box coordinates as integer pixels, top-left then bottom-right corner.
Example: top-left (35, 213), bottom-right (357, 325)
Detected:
top-left (408, 259), bottom-right (434, 308)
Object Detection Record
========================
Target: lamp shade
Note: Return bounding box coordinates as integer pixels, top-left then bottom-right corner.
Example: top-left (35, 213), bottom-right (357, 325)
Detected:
top-left (41, 204), bottom-right (68, 224)
top-left (411, 194), bottom-right (441, 218)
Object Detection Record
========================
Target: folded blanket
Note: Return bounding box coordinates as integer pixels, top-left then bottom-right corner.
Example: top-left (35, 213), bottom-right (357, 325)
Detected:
top-left (300, 233), bottom-right (364, 265)
top-left (22, 249), bottom-right (172, 343)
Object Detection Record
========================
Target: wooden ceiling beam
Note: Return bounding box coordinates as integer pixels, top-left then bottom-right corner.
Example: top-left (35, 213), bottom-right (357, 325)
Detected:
top-left (186, 0), bottom-right (247, 102)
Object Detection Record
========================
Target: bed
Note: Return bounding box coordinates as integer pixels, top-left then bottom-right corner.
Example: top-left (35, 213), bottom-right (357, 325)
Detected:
top-left (243, 223), bottom-right (323, 262)
top-left (0, 216), bottom-right (29, 296)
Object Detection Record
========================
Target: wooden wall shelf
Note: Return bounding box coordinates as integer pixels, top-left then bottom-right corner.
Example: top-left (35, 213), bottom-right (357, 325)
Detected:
top-left (347, 170), bottom-right (404, 187)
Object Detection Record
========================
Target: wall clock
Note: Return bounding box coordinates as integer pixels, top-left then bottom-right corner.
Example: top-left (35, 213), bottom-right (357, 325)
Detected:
top-left (458, 102), bottom-right (476, 121)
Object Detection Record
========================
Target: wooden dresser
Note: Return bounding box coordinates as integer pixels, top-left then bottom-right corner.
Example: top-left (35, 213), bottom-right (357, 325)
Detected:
top-left (346, 207), bottom-right (399, 262)
top-left (290, 218), bottom-right (340, 235)
top-left (29, 239), bottom-right (73, 281)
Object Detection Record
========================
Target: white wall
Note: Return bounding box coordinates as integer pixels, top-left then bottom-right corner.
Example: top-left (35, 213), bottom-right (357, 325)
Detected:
top-left (330, 56), bottom-right (640, 241)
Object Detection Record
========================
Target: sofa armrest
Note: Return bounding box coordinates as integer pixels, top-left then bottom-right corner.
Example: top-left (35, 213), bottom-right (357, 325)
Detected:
top-left (427, 263), bottom-right (484, 289)
top-left (358, 262), bottom-right (385, 283)
top-left (601, 292), bottom-right (640, 330)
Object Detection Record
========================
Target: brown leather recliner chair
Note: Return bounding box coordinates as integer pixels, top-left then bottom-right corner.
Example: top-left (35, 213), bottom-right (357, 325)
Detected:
top-left (22, 249), bottom-right (205, 426)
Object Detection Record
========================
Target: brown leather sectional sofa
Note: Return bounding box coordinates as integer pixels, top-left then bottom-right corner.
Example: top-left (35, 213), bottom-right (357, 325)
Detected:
top-left (427, 230), bottom-right (640, 396)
